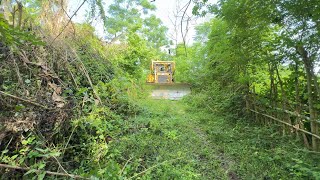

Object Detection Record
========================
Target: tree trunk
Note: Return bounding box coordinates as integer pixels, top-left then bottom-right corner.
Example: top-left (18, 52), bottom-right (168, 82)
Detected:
top-left (17, 2), bottom-right (23, 29)
top-left (252, 86), bottom-right (259, 123)
top-left (294, 61), bottom-right (310, 148)
top-left (11, 5), bottom-right (16, 27)
top-left (268, 63), bottom-right (275, 117)
top-left (275, 64), bottom-right (291, 133)
top-left (296, 45), bottom-right (319, 151)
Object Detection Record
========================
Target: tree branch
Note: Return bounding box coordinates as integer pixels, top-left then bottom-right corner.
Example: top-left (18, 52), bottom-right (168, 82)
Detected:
top-left (0, 90), bottom-right (54, 110)
top-left (50, 0), bottom-right (87, 45)
top-left (0, 163), bottom-right (88, 179)
top-left (180, 0), bottom-right (192, 57)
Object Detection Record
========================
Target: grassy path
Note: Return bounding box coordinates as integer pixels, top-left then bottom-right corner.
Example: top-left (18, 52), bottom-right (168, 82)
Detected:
top-left (108, 100), bottom-right (234, 179)
top-left (107, 99), bottom-right (320, 179)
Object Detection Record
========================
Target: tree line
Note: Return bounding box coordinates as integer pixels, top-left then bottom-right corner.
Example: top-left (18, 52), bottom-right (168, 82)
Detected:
top-left (178, 0), bottom-right (320, 151)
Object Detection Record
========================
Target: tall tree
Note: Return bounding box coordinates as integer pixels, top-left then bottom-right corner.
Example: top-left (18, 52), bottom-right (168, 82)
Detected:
top-left (90, 0), bottom-right (168, 48)
top-left (192, 0), bottom-right (320, 150)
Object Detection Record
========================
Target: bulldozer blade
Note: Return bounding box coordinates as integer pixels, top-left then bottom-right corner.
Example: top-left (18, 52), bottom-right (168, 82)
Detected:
top-left (147, 83), bottom-right (191, 100)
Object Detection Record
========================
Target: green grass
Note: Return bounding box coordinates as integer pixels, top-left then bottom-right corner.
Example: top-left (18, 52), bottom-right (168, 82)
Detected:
top-left (82, 97), bottom-right (320, 179)
top-left (107, 99), bottom-right (228, 179)
top-left (194, 112), bottom-right (320, 180)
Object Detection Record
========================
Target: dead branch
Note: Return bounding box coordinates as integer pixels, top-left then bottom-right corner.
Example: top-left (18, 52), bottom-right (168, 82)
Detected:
top-left (249, 109), bottom-right (320, 140)
top-left (71, 49), bottom-right (102, 104)
top-left (0, 163), bottom-right (88, 179)
top-left (12, 56), bottom-right (25, 90)
top-left (180, 0), bottom-right (192, 57)
top-left (18, 50), bottom-right (66, 87)
top-left (128, 157), bottom-right (183, 179)
top-left (59, 0), bottom-right (76, 37)
top-left (64, 51), bottom-right (79, 89)
top-left (0, 90), bottom-right (54, 110)
top-left (52, 156), bottom-right (69, 176)
top-left (50, 0), bottom-right (87, 45)
top-left (119, 157), bottom-right (133, 176)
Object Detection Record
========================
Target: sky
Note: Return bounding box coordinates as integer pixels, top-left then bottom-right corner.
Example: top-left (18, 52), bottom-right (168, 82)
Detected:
top-left (68, 0), bottom-right (216, 45)
top-left (152, 0), bottom-right (214, 45)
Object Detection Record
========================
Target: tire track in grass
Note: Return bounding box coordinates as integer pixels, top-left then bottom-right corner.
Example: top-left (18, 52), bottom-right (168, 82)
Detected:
top-left (120, 99), bottom-right (239, 179)
top-left (170, 101), bottom-right (239, 179)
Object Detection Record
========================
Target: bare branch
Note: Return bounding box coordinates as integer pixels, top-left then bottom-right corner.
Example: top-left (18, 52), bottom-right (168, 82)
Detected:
top-left (0, 163), bottom-right (88, 179)
top-left (50, 0), bottom-right (87, 45)
top-left (180, 0), bottom-right (192, 57)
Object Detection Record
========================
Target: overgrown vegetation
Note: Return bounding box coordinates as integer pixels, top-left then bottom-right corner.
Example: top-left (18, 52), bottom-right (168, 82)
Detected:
top-left (0, 0), bottom-right (160, 178)
top-left (1, 0), bottom-right (320, 179)
top-left (185, 96), bottom-right (320, 179)
top-left (178, 0), bottom-right (320, 151)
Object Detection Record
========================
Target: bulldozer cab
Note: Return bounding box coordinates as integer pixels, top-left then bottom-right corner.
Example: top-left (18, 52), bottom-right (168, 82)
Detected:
top-left (147, 61), bottom-right (175, 83)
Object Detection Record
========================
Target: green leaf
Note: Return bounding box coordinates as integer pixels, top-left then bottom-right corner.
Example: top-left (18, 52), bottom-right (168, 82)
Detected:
top-left (25, 79), bottom-right (31, 84)
top-left (99, 135), bottom-right (104, 139)
top-left (11, 154), bottom-right (18, 160)
top-left (24, 169), bottom-right (36, 176)
top-left (35, 148), bottom-right (47, 153)
top-left (15, 104), bottom-right (26, 111)
top-left (27, 150), bottom-right (41, 158)
top-left (38, 162), bottom-right (46, 169)
top-left (48, 151), bottom-right (61, 157)
top-left (37, 172), bottom-right (46, 180)
top-left (21, 140), bottom-right (29, 145)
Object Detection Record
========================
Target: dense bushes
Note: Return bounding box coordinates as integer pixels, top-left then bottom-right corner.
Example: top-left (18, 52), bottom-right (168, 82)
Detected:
top-left (0, 11), bottom-right (150, 179)
top-left (178, 0), bottom-right (320, 151)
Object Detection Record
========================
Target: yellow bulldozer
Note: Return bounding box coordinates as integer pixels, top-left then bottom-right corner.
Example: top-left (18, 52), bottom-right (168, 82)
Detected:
top-left (147, 61), bottom-right (175, 83)
top-left (146, 60), bottom-right (190, 100)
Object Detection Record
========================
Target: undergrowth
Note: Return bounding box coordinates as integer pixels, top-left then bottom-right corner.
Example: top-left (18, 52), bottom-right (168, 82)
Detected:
top-left (0, 16), bottom-right (152, 178)
top-left (101, 99), bottom-right (227, 179)
top-left (185, 94), bottom-right (320, 180)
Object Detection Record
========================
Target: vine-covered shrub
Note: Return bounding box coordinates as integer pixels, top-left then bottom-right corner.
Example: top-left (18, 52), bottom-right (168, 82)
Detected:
top-left (0, 17), bottom-right (143, 179)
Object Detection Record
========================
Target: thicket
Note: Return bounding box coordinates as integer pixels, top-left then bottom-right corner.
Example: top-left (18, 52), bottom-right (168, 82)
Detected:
top-left (175, 1), bottom-right (320, 175)
top-left (0, 0), bottom-right (167, 178)
top-left (182, 0), bottom-right (320, 152)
